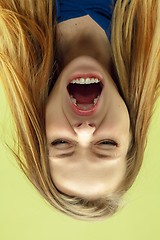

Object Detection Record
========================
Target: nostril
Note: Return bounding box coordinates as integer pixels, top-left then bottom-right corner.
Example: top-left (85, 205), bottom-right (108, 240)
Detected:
top-left (74, 123), bottom-right (95, 128)
top-left (74, 123), bottom-right (82, 128)
top-left (88, 123), bottom-right (95, 127)
top-left (75, 123), bottom-right (82, 127)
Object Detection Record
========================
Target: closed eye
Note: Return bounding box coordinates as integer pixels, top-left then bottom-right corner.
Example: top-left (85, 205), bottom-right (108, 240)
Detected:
top-left (51, 139), bottom-right (69, 145)
top-left (96, 140), bottom-right (118, 150)
top-left (98, 140), bottom-right (117, 146)
top-left (51, 139), bottom-right (73, 150)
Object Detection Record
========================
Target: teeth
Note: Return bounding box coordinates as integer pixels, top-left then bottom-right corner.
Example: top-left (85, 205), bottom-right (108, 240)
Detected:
top-left (70, 95), bottom-right (77, 105)
top-left (94, 95), bottom-right (100, 105)
top-left (86, 78), bottom-right (90, 84)
top-left (80, 78), bottom-right (85, 84)
top-left (70, 94), bottom-right (100, 107)
top-left (70, 78), bottom-right (100, 84)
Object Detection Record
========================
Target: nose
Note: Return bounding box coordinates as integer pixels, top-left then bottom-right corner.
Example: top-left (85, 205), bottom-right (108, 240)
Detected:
top-left (73, 122), bottom-right (96, 147)
top-left (74, 122), bottom-right (96, 133)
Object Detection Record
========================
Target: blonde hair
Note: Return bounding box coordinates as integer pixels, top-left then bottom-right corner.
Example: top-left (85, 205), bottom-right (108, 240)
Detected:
top-left (0, 0), bottom-right (160, 221)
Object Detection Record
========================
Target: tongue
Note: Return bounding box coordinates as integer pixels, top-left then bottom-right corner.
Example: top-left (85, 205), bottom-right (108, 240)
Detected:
top-left (70, 84), bottom-right (100, 104)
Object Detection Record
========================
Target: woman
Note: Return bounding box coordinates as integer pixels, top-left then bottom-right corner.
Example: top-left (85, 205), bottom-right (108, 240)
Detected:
top-left (0, 0), bottom-right (160, 221)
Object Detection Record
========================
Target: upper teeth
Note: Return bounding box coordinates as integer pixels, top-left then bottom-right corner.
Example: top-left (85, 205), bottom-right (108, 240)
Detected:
top-left (70, 78), bottom-right (100, 84)
top-left (70, 94), bottom-right (100, 106)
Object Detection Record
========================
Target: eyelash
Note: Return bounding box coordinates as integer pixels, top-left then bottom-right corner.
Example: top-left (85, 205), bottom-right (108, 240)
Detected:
top-left (51, 139), bottom-right (69, 146)
top-left (51, 139), bottom-right (117, 146)
top-left (98, 140), bottom-right (117, 146)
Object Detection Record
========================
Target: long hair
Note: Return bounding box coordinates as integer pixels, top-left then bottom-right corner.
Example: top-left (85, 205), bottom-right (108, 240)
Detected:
top-left (0, 0), bottom-right (160, 221)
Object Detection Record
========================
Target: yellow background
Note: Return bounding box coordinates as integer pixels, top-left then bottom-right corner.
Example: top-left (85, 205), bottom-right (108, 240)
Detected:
top-left (1, 84), bottom-right (160, 240)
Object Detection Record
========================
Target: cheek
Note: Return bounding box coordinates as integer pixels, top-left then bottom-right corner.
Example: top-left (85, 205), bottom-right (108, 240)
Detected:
top-left (45, 102), bottom-right (76, 142)
top-left (45, 90), bottom-right (64, 131)
top-left (107, 97), bottom-right (130, 133)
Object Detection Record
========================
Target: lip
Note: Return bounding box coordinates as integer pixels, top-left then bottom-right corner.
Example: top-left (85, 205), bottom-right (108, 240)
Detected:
top-left (67, 72), bottom-right (104, 116)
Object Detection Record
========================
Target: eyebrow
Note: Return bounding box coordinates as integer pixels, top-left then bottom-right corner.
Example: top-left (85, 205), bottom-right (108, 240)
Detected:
top-left (55, 151), bottom-right (75, 158)
top-left (55, 151), bottom-right (114, 159)
top-left (94, 153), bottom-right (112, 159)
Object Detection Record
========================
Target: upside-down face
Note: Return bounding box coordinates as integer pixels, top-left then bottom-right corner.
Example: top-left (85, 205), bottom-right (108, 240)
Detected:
top-left (46, 55), bottom-right (131, 199)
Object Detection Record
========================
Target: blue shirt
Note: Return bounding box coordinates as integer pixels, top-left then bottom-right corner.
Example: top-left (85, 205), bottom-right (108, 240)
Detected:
top-left (55, 0), bottom-right (116, 42)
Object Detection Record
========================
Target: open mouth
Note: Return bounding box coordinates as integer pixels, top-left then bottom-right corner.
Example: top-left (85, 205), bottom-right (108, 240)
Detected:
top-left (67, 77), bottom-right (103, 111)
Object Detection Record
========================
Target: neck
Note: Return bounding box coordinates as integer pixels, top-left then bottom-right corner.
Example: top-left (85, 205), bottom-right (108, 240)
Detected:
top-left (56, 15), bottom-right (112, 73)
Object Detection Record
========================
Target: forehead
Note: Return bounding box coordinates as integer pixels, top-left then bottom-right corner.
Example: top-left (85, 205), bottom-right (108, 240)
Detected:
top-left (49, 151), bottom-right (126, 199)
